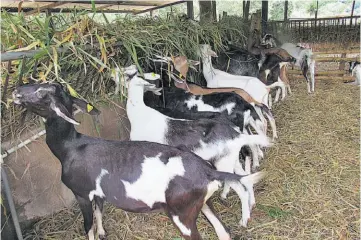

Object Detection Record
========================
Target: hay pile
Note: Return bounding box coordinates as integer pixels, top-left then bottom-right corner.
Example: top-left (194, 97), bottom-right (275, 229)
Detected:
top-left (1, 12), bottom-right (249, 141)
top-left (23, 77), bottom-right (359, 240)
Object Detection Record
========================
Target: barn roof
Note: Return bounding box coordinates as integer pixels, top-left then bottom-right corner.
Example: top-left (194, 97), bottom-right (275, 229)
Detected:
top-left (0, 0), bottom-right (186, 15)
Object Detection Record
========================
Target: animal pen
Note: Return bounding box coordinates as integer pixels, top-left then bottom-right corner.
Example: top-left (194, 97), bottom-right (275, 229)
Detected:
top-left (0, 1), bottom-right (359, 240)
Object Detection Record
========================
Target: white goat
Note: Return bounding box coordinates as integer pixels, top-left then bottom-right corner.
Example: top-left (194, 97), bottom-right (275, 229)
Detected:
top-left (199, 44), bottom-right (272, 109)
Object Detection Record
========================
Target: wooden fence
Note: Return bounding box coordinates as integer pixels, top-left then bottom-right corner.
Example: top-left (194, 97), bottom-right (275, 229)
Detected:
top-left (287, 43), bottom-right (360, 82)
top-left (267, 16), bottom-right (361, 43)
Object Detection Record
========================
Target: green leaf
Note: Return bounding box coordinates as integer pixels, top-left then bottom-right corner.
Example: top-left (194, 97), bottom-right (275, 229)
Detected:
top-left (91, 0), bottom-right (96, 13)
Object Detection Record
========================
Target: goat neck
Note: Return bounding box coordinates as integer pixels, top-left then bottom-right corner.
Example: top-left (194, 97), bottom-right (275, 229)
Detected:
top-left (201, 54), bottom-right (215, 81)
top-left (127, 80), bottom-right (146, 106)
top-left (45, 102), bottom-right (78, 161)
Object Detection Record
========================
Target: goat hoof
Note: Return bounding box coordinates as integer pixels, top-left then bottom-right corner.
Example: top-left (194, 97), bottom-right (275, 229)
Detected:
top-left (233, 235), bottom-right (242, 240)
top-left (219, 197), bottom-right (230, 207)
top-left (240, 217), bottom-right (250, 228)
top-left (99, 234), bottom-right (107, 240)
top-left (250, 203), bottom-right (256, 210)
top-left (252, 166), bottom-right (260, 173)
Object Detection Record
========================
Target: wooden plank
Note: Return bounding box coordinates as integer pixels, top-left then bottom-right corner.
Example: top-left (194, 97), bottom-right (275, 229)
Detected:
top-left (288, 70), bottom-right (346, 75)
top-left (291, 75), bottom-right (355, 81)
top-left (316, 57), bottom-right (360, 62)
top-left (314, 49), bottom-right (360, 55)
top-left (312, 44), bottom-right (360, 51)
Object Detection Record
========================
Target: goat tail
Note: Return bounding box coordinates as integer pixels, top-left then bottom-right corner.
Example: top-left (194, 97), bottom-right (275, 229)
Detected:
top-left (258, 103), bottom-right (272, 117)
top-left (239, 133), bottom-right (272, 148)
top-left (240, 171), bottom-right (266, 187)
top-left (210, 170), bottom-right (266, 185)
top-left (259, 103), bottom-right (278, 140)
top-left (261, 91), bottom-right (270, 108)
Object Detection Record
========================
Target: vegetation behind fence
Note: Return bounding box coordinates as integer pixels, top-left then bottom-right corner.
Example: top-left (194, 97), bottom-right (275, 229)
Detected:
top-left (267, 16), bottom-right (361, 44)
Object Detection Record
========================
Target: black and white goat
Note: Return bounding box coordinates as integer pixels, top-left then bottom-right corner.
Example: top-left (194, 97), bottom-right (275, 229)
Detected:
top-left (143, 88), bottom-right (267, 167)
top-left (214, 44), bottom-right (295, 103)
top-left (122, 68), bottom-right (271, 227)
top-left (261, 34), bottom-right (316, 93)
top-left (13, 82), bottom-right (266, 240)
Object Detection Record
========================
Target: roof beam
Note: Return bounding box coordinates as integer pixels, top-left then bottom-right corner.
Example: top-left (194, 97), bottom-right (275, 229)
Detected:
top-left (134, 0), bottom-right (185, 15)
top-left (1, 0), bottom-right (186, 14)
top-left (24, 2), bottom-right (65, 15)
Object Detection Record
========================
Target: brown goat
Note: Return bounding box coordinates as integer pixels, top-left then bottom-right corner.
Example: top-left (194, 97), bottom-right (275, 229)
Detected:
top-left (172, 56), bottom-right (261, 105)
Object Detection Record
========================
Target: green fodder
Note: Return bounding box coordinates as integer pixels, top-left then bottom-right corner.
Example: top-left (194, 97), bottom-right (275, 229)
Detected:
top-left (1, 12), bottom-right (249, 141)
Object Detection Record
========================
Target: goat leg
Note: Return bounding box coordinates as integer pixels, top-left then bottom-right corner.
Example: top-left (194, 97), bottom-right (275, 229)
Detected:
top-left (75, 195), bottom-right (95, 240)
top-left (274, 88), bottom-right (281, 103)
top-left (94, 196), bottom-right (106, 239)
top-left (201, 201), bottom-right (232, 240)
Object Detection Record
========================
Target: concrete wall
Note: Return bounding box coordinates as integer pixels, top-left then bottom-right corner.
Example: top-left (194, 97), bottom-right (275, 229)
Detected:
top-left (1, 100), bottom-right (130, 239)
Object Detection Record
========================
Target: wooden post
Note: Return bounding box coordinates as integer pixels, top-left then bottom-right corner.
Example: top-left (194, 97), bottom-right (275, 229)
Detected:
top-left (243, 0), bottom-right (246, 18)
top-left (199, 1), bottom-right (213, 22)
top-left (248, 11), bottom-right (262, 53)
top-left (339, 52), bottom-right (347, 72)
top-left (315, 0), bottom-right (318, 22)
top-left (350, 0), bottom-right (356, 25)
top-left (150, 10), bottom-right (153, 17)
top-left (261, 0), bottom-right (268, 35)
top-left (187, 0), bottom-right (194, 20)
top-left (1, 61), bottom-right (12, 117)
top-left (250, 10), bottom-right (262, 32)
top-left (284, 0), bottom-right (288, 22)
top-left (212, 0), bottom-right (217, 21)
top-left (244, 0), bottom-right (250, 20)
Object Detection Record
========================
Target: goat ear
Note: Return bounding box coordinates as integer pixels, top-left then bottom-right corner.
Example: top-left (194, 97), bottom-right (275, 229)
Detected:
top-left (190, 60), bottom-right (200, 66)
top-left (146, 86), bottom-right (163, 95)
top-left (143, 72), bottom-right (160, 81)
top-left (152, 55), bottom-right (172, 62)
top-left (49, 99), bottom-right (80, 125)
top-left (208, 49), bottom-right (218, 57)
top-left (72, 97), bottom-right (100, 115)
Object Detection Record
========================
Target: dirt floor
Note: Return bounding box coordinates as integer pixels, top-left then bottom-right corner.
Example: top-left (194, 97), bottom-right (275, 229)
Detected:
top-left (23, 77), bottom-right (359, 240)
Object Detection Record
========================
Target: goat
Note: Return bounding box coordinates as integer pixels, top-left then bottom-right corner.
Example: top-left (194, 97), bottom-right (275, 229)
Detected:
top-left (348, 61), bottom-right (360, 86)
top-left (150, 104), bottom-right (256, 181)
top-left (143, 88), bottom-right (267, 168)
top-left (199, 44), bottom-right (272, 108)
top-left (150, 55), bottom-right (278, 140)
top-left (214, 44), bottom-right (295, 103)
top-left (261, 34), bottom-right (316, 93)
top-left (13, 82), bottom-right (266, 240)
top-left (154, 106), bottom-right (224, 120)
top-left (145, 92), bottom-right (264, 168)
top-left (123, 68), bottom-right (271, 227)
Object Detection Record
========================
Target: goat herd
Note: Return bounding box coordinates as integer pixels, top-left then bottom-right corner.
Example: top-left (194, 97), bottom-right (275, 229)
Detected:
top-left (13, 36), bottom-right (318, 240)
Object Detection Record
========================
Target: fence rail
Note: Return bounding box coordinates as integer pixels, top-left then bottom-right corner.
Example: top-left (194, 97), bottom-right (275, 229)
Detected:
top-left (267, 16), bottom-right (361, 43)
